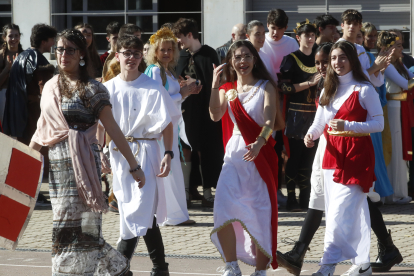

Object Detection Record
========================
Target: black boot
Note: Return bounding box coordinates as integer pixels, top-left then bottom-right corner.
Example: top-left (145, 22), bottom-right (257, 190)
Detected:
top-left (276, 241), bottom-right (309, 275)
top-left (286, 193), bottom-right (302, 212)
top-left (117, 237), bottom-right (139, 260)
top-left (150, 265), bottom-right (170, 276)
top-left (371, 230), bottom-right (403, 272)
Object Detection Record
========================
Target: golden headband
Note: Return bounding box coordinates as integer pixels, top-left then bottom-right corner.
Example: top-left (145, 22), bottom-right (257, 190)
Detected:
top-left (293, 18), bottom-right (317, 34)
top-left (387, 36), bottom-right (399, 48)
top-left (149, 27), bottom-right (177, 45)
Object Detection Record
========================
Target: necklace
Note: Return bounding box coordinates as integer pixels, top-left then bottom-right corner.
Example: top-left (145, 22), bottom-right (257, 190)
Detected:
top-left (239, 80), bottom-right (258, 93)
top-left (241, 80), bottom-right (265, 104)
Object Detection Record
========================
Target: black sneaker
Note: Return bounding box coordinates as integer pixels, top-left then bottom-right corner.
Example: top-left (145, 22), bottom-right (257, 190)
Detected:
top-left (286, 197), bottom-right (302, 212)
top-left (109, 200), bottom-right (119, 213)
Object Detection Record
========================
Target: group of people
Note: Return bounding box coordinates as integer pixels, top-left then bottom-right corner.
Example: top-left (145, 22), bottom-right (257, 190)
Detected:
top-left (0, 6), bottom-right (412, 276)
top-left (213, 8), bottom-right (410, 276)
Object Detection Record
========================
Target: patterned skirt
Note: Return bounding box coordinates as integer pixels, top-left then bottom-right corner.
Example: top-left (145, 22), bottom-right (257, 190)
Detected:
top-left (49, 139), bottom-right (129, 276)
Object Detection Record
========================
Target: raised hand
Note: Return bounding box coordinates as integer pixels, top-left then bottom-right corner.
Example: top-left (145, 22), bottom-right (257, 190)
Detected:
top-left (212, 63), bottom-right (226, 89)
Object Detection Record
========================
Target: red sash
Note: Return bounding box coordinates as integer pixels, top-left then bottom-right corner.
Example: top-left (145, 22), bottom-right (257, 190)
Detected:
top-left (220, 82), bottom-right (279, 269)
top-left (322, 91), bottom-right (376, 192)
top-left (400, 89), bottom-right (414, 161)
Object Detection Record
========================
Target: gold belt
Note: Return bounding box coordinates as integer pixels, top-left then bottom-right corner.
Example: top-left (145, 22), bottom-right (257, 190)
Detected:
top-left (327, 130), bottom-right (370, 137)
top-left (113, 136), bottom-right (156, 157)
top-left (386, 92), bottom-right (407, 101)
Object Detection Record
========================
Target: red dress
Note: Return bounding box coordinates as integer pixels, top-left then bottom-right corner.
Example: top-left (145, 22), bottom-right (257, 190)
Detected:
top-left (322, 91), bottom-right (376, 193)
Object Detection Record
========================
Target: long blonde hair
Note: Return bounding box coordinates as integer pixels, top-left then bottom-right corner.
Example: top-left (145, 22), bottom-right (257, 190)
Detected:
top-left (146, 28), bottom-right (180, 78)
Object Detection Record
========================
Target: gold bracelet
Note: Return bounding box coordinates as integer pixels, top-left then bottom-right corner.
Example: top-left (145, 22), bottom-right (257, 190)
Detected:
top-left (257, 126), bottom-right (273, 144)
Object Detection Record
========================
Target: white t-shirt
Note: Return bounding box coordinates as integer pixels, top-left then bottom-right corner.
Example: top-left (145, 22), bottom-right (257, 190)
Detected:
top-left (258, 49), bottom-right (277, 82)
top-left (261, 34), bottom-right (299, 81)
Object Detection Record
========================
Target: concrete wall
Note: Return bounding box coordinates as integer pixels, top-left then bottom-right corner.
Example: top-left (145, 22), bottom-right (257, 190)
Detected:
top-left (203, 0), bottom-right (244, 49)
top-left (13, 0), bottom-right (51, 55)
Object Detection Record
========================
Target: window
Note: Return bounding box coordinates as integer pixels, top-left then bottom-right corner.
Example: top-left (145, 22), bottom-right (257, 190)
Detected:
top-left (52, 0), bottom-right (202, 54)
top-left (0, 0), bottom-right (12, 32)
top-left (245, 0), bottom-right (412, 53)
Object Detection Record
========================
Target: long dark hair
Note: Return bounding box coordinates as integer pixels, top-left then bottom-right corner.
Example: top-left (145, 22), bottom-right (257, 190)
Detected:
top-left (223, 40), bottom-right (278, 90)
top-left (75, 23), bottom-right (101, 77)
top-left (2, 24), bottom-right (24, 67)
top-left (320, 40), bottom-right (370, 106)
top-left (56, 29), bottom-right (91, 105)
top-left (315, 42), bottom-right (333, 98)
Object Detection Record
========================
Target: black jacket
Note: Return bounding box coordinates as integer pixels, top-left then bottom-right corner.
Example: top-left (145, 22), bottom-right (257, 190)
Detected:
top-left (3, 48), bottom-right (49, 137)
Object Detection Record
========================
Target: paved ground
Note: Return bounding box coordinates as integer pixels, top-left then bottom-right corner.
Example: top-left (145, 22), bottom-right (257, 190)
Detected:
top-left (1, 182), bottom-right (413, 275)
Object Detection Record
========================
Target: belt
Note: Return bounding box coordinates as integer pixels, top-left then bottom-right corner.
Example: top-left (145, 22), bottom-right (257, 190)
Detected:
top-left (113, 136), bottom-right (156, 157)
top-left (386, 92), bottom-right (407, 101)
top-left (327, 130), bottom-right (370, 137)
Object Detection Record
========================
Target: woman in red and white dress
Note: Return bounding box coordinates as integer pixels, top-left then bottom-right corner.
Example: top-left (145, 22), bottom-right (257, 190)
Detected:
top-left (209, 40), bottom-right (283, 276)
top-left (305, 40), bottom-right (384, 276)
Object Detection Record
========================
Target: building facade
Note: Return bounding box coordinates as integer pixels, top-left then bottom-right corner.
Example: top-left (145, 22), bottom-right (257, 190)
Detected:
top-left (6, 0), bottom-right (414, 55)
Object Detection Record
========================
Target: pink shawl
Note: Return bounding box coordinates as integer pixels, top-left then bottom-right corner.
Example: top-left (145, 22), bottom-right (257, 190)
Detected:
top-left (32, 75), bottom-right (108, 213)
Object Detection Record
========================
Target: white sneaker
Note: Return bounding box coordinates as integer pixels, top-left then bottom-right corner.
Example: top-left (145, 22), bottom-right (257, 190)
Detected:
top-left (222, 264), bottom-right (242, 276)
top-left (394, 196), bottom-right (412, 204)
top-left (341, 263), bottom-right (372, 276)
top-left (250, 270), bottom-right (266, 276)
top-left (312, 264), bottom-right (336, 276)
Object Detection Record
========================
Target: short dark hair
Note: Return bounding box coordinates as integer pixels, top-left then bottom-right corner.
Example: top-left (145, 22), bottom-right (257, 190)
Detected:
top-left (116, 34), bottom-right (144, 52)
top-left (172, 18), bottom-right (199, 40)
top-left (341, 9), bottom-right (363, 24)
top-left (119, 23), bottom-right (142, 37)
top-left (106, 21), bottom-right (121, 36)
top-left (295, 22), bottom-right (317, 36)
top-left (30, 24), bottom-right (57, 48)
top-left (314, 14), bottom-right (339, 36)
top-left (267, 9), bottom-right (288, 28)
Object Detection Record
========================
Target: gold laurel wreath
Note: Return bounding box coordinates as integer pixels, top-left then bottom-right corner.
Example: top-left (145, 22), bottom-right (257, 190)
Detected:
top-left (293, 18), bottom-right (317, 34)
top-left (149, 27), bottom-right (177, 45)
top-left (387, 36), bottom-right (399, 48)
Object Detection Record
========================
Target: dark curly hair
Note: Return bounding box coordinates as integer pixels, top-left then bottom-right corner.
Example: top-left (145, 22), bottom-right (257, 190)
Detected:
top-left (172, 18), bottom-right (199, 40)
top-left (56, 29), bottom-right (92, 106)
top-left (30, 24), bottom-right (57, 48)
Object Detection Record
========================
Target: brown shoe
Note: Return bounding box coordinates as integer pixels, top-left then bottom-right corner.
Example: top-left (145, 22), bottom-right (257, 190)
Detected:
top-left (202, 197), bottom-right (214, 208)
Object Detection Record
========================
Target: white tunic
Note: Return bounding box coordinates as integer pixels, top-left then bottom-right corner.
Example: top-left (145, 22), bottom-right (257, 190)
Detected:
top-left (211, 80), bottom-right (272, 267)
top-left (307, 71), bottom-right (383, 265)
top-left (149, 66), bottom-right (190, 225)
top-left (104, 74), bottom-right (180, 239)
top-left (383, 64), bottom-right (414, 203)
